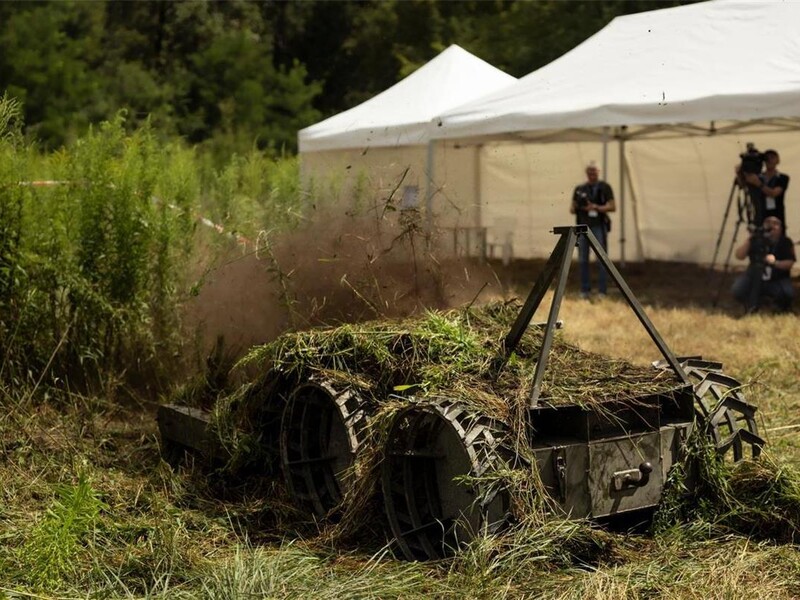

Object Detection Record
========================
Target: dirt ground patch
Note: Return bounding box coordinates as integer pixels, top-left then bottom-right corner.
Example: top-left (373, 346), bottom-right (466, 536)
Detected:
top-left (494, 257), bottom-right (792, 314)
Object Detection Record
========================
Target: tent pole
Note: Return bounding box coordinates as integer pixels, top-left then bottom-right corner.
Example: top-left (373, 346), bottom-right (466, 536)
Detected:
top-left (622, 150), bottom-right (645, 261)
top-left (619, 137), bottom-right (626, 267)
top-left (602, 127), bottom-right (609, 176)
top-left (475, 144), bottom-right (484, 259)
top-left (425, 140), bottom-right (435, 234)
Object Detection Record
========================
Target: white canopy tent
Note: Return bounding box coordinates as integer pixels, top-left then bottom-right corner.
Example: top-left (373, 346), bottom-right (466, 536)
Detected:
top-left (300, 44), bottom-right (516, 152)
top-left (299, 45), bottom-right (517, 240)
top-left (433, 0), bottom-right (800, 264)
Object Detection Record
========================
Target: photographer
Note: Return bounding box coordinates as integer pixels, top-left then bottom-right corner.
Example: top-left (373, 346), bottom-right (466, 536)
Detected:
top-left (731, 216), bottom-right (795, 313)
top-left (737, 148), bottom-right (790, 227)
top-left (570, 162), bottom-right (615, 299)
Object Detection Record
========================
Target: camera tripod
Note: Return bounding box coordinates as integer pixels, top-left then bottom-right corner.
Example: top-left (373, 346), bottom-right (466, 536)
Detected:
top-left (710, 177), bottom-right (759, 307)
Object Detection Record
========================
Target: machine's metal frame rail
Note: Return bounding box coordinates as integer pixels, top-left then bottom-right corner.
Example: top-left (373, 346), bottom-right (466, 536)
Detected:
top-left (500, 225), bottom-right (690, 407)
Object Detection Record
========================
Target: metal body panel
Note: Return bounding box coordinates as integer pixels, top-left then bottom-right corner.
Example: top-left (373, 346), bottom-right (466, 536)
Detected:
top-left (533, 443), bottom-right (590, 518)
top-left (533, 421), bottom-right (692, 518)
top-left (157, 404), bottom-right (218, 457)
top-left (588, 432), bottom-right (663, 516)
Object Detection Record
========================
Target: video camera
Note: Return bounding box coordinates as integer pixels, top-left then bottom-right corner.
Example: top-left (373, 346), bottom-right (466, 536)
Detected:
top-left (739, 142), bottom-right (765, 176)
top-left (747, 223), bottom-right (773, 264)
top-left (574, 188), bottom-right (590, 209)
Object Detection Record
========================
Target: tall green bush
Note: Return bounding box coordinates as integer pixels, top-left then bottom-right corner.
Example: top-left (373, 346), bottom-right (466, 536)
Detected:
top-left (0, 96), bottom-right (36, 383)
top-left (0, 104), bottom-right (199, 394)
top-left (0, 97), bottom-right (308, 399)
top-left (205, 151), bottom-right (303, 240)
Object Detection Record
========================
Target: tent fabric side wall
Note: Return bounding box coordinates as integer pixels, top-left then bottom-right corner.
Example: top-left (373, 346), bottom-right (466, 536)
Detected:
top-left (629, 131), bottom-right (800, 263)
top-left (476, 140), bottom-right (641, 262)
top-left (299, 142), bottom-right (485, 238)
top-left (474, 130), bottom-right (800, 264)
top-left (300, 132), bottom-right (800, 266)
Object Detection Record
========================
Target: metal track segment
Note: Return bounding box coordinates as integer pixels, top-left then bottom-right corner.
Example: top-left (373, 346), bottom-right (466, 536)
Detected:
top-left (382, 398), bottom-right (511, 561)
top-left (655, 358), bottom-right (764, 460)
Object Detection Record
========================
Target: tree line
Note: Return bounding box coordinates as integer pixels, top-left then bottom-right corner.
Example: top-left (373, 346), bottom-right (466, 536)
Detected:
top-left (0, 0), bottom-right (692, 159)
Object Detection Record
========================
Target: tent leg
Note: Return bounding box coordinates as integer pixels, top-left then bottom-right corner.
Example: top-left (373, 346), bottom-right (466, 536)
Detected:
top-left (475, 144), bottom-right (484, 260)
top-left (425, 140), bottom-right (434, 235)
top-left (618, 133), bottom-right (627, 267)
top-left (622, 150), bottom-right (644, 261)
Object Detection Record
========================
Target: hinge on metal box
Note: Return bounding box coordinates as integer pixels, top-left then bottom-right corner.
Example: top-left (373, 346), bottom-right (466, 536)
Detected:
top-left (553, 447), bottom-right (567, 502)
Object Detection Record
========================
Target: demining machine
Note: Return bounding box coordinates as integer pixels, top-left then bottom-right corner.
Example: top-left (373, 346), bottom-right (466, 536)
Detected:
top-left (158, 225), bottom-right (764, 560)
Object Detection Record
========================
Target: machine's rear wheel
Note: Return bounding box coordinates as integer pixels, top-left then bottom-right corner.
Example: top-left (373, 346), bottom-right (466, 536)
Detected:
top-left (656, 358), bottom-right (764, 461)
top-left (382, 399), bottom-right (509, 560)
top-left (280, 381), bottom-right (368, 519)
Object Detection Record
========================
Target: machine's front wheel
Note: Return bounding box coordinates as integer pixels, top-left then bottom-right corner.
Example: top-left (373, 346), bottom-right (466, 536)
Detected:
top-left (280, 380), bottom-right (368, 519)
top-left (382, 399), bottom-right (510, 560)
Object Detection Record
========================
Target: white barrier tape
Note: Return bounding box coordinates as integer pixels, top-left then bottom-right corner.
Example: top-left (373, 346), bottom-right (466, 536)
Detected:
top-left (18, 180), bottom-right (71, 187)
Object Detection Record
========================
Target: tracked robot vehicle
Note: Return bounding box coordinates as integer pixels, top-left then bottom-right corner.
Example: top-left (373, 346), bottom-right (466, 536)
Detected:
top-left (159, 225), bottom-right (764, 560)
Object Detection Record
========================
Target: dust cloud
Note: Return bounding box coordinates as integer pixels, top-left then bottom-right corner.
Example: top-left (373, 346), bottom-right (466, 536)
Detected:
top-left (182, 209), bottom-right (506, 362)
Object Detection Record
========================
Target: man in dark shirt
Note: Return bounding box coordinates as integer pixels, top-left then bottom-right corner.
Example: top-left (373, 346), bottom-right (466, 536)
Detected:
top-left (570, 162), bottom-right (615, 298)
top-left (742, 149), bottom-right (790, 227)
top-left (731, 216), bottom-right (795, 313)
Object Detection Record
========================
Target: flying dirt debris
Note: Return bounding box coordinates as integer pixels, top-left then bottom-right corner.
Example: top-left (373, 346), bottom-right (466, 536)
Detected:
top-left (158, 226), bottom-right (764, 560)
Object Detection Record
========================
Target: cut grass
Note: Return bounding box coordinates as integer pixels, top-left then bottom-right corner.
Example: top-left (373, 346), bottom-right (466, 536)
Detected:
top-left (2, 286), bottom-right (800, 597)
top-left (233, 299), bottom-right (685, 414)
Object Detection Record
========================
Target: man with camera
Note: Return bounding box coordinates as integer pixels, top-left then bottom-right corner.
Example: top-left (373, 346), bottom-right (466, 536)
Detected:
top-left (570, 162), bottom-right (615, 298)
top-left (731, 216), bottom-right (795, 313)
top-left (739, 149), bottom-right (790, 228)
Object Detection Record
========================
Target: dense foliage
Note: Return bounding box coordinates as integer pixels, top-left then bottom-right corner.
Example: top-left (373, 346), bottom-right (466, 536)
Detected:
top-left (0, 96), bottom-right (304, 398)
top-left (5, 4), bottom-right (799, 597)
top-left (0, 0), bottom-right (695, 156)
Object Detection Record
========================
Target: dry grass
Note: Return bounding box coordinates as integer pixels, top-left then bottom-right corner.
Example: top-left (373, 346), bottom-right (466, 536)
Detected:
top-left (550, 291), bottom-right (800, 464)
top-left (2, 259), bottom-right (800, 597)
top-left (544, 537), bottom-right (800, 600)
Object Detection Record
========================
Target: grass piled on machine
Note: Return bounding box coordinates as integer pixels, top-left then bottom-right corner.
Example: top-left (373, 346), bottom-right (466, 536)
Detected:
top-left (161, 212), bottom-right (790, 561)
top-left (161, 295), bottom-right (800, 564)
top-left (174, 302), bottom-right (683, 555)
top-left (227, 299), bottom-right (681, 419)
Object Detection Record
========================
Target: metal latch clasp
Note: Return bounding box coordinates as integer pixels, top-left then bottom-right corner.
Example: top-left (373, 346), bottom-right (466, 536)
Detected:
top-left (553, 448), bottom-right (567, 502)
top-left (612, 462), bottom-right (653, 491)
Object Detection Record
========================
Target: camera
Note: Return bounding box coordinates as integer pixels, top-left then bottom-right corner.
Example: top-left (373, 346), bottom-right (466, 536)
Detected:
top-left (575, 189), bottom-right (589, 208)
top-left (749, 224), bottom-right (772, 238)
top-left (748, 224), bottom-right (771, 263)
top-left (739, 142), bottom-right (765, 176)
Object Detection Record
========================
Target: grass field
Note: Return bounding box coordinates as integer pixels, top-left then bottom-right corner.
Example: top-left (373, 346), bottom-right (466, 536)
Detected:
top-left (2, 254), bottom-right (800, 598)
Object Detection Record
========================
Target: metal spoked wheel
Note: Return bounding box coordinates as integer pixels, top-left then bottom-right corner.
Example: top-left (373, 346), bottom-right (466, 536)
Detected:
top-left (280, 380), bottom-right (368, 519)
top-left (382, 398), bottom-right (510, 561)
top-left (655, 358), bottom-right (765, 461)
